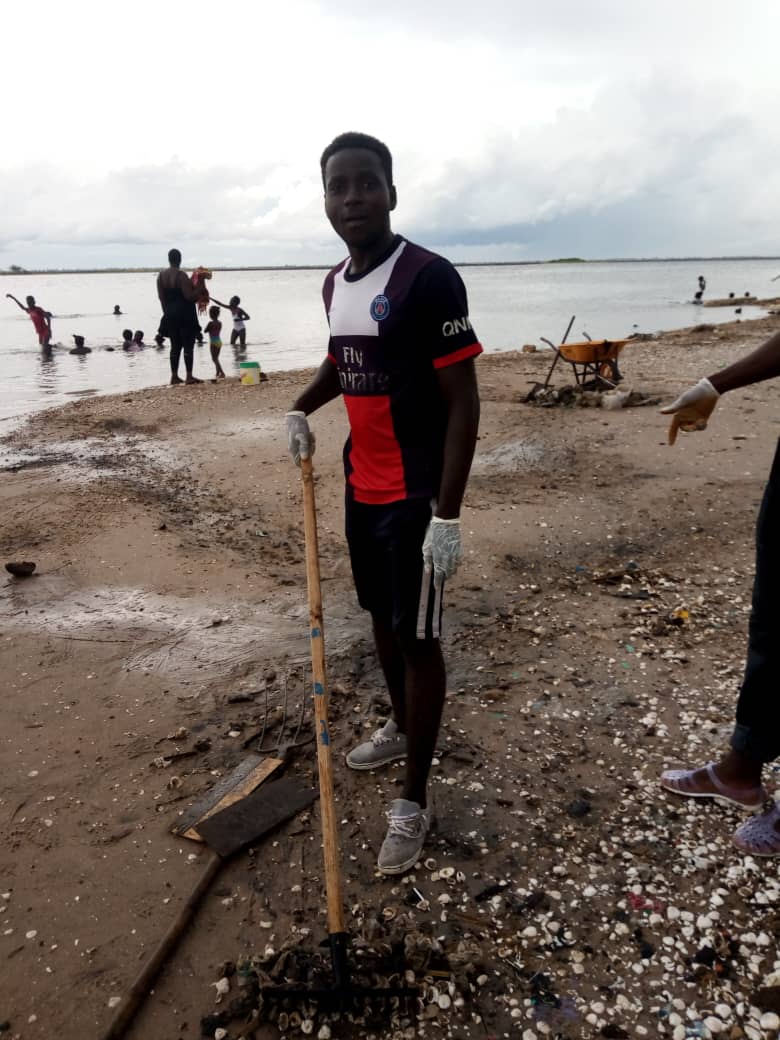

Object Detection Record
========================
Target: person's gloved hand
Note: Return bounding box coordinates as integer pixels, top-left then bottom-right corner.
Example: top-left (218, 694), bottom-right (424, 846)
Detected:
top-left (422, 517), bottom-right (462, 589)
top-left (660, 377), bottom-right (720, 445)
top-left (285, 411), bottom-right (316, 466)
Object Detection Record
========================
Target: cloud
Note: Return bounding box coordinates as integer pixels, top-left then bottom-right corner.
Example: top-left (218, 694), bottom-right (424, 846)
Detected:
top-left (401, 74), bottom-right (780, 257)
top-left (2, 0), bottom-right (780, 267)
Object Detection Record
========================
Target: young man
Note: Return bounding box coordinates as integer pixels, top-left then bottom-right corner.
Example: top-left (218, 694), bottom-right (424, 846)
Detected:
top-left (6, 293), bottom-right (52, 346)
top-left (659, 327), bottom-right (780, 855)
top-left (285, 132), bottom-right (481, 875)
top-left (156, 249), bottom-right (206, 385)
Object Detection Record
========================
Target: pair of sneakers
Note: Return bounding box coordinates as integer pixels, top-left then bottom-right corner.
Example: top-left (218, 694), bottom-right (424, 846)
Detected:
top-left (346, 719), bottom-right (431, 875)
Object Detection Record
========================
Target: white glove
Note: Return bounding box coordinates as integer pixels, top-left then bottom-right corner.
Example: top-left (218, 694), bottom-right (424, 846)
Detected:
top-left (285, 411), bottom-right (316, 466)
top-left (422, 517), bottom-right (462, 589)
top-left (660, 377), bottom-right (720, 445)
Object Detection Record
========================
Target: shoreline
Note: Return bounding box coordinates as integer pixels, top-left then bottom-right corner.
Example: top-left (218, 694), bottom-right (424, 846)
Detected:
top-left (2, 310), bottom-right (780, 1038)
top-left (3, 255), bottom-right (780, 276)
top-left (1, 309), bottom-right (774, 437)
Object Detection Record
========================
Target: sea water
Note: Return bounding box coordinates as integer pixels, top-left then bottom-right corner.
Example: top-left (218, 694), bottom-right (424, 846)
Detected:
top-left (1, 258), bottom-right (776, 427)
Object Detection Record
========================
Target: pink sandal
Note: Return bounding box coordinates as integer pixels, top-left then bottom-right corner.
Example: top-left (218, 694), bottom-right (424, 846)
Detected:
top-left (733, 803), bottom-right (780, 857)
top-left (660, 762), bottom-right (767, 811)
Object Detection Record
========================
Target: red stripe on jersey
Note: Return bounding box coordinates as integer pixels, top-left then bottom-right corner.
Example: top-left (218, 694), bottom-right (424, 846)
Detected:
top-left (343, 395), bottom-right (407, 504)
top-left (432, 341), bottom-right (483, 370)
top-left (327, 352), bottom-right (337, 365)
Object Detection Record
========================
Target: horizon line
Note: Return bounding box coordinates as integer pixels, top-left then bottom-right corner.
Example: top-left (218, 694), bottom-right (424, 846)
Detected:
top-left (3, 254), bottom-right (780, 276)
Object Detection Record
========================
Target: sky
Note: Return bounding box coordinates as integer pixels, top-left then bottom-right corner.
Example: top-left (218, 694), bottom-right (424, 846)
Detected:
top-left (3, 0), bottom-right (780, 269)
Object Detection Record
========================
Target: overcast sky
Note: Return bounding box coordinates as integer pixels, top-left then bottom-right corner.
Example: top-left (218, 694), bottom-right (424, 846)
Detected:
top-left (4, 0), bottom-right (780, 269)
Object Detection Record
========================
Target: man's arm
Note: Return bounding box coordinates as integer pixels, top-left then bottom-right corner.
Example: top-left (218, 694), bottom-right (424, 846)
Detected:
top-left (708, 329), bottom-right (780, 394)
top-left (434, 359), bottom-right (480, 519)
top-left (156, 272), bottom-right (165, 309)
top-left (5, 294), bottom-right (27, 312)
top-left (285, 358), bottom-right (341, 466)
top-left (662, 328), bottom-right (780, 444)
top-left (291, 358), bottom-right (342, 415)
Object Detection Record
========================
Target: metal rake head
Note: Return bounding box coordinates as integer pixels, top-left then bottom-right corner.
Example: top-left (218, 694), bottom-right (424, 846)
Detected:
top-left (260, 934), bottom-right (418, 1019)
top-left (261, 982), bottom-right (418, 1017)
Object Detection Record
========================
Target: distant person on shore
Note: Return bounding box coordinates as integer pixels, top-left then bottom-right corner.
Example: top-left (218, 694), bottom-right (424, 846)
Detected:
top-left (6, 293), bottom-right (52, 347)
top-left (133, 330), bottom-right (145, 348)
top-left (113, 304), bottom-right (122, 315)
top-left (70, 335), bottom-right (91, 355)
top-left (122, 329), bottom-right (134, 350)
top-left (660, 325), bottom-right (780, 856)
top-left (694, 274), bottom-right (706, 303)
top-left (204, 305), bottom-right (226, 380)
top-left (210, 294), bottom-right (250, 348)
top-left (156, 248), bottom-right (209, 385)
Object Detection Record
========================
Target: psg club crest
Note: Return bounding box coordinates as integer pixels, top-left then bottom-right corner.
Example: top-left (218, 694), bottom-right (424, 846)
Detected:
top-left (370, 294), bottom-right (390, 321)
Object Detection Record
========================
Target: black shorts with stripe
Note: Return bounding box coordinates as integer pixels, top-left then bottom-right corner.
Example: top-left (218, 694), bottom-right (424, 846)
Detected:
top-left (345, 495), bottom-right (443, 642)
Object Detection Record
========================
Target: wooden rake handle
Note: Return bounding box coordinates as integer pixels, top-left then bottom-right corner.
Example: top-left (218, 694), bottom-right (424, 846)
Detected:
top-left (300, 455), bottom-right (346, 937)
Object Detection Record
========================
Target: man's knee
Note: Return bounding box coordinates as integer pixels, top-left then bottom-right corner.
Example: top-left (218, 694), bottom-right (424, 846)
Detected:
top-left (398, 632), bottom-right (440, 660)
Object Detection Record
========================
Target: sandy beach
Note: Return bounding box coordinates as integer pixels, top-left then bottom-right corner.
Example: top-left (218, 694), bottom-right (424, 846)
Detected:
top-left (2, 313), bottom-right (780, 1040)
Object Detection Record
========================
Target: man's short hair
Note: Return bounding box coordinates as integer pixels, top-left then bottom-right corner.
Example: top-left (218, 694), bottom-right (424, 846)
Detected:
top-left (168, 248), bottom-right (182, 266)
top-left (320, 132), bottom-right (393, 189)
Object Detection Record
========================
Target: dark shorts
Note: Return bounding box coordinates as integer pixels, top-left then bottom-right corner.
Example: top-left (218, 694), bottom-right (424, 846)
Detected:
top-left (345, 495), bottom-right (442, 642)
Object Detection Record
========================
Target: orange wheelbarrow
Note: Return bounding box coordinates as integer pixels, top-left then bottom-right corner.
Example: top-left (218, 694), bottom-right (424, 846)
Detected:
top-left (542, 316), bottom-right (627, 389)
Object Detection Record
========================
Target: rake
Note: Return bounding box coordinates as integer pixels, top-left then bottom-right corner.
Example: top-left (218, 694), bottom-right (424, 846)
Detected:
top-left (260, 453), bottom-right (418, 1016)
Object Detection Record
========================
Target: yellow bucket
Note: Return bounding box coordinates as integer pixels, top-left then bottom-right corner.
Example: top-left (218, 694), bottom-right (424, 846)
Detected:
top-left (239, 361), bottom-right (261, 385)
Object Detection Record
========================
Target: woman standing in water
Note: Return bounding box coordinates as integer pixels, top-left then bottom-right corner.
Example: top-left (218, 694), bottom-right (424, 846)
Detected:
top-left (156, 249), bottom-right (208, 384)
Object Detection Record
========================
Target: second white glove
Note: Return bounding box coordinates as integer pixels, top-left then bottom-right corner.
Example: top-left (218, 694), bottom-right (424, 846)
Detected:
top-left (422, 517), bottom-right (462, 589)
top-left (660, 377), bottom-right (720, 445)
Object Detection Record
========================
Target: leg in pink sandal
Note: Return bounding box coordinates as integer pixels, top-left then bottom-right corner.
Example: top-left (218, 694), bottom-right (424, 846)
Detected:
top-left (733, 803), bottom-right (780, 856)
top-left (660, 759), bottom-right (767, 811)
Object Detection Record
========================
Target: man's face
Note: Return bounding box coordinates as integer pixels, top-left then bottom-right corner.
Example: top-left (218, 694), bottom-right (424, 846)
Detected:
top-left (323, 148), bottom-right (396, 249)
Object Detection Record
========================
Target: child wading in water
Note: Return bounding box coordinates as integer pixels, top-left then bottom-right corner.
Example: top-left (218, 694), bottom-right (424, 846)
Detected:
top-left (204, 305), bottom-right (226, 379)
top-left (210, 294), bottom-right (250, 347)
top-left (6, 293), bottom-right (53, 346)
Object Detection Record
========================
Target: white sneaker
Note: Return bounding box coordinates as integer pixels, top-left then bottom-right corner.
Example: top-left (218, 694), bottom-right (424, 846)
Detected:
top-left (345, 719), bottom-right (407, 771)
top-left (377, 798), bottom-right (432, 875)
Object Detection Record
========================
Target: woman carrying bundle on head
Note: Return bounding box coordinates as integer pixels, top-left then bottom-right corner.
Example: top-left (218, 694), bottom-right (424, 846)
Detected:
top-left (156, 250), bottom-right (210, 384)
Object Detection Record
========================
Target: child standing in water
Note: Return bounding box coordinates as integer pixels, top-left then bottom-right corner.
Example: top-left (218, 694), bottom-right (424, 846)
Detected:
top-left (6, 293), bottom-right (52, 346)
top-left (204, 305), bottom-right (226, 379)
top-left (210, 294), bottom-right (250, 347)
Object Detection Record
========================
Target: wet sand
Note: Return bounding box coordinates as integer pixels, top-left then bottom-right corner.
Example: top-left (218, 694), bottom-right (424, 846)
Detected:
top-left (2, 313), bottom-right (780, 1040)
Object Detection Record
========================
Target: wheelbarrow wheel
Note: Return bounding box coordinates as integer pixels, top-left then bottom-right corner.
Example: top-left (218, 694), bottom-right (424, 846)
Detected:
top-left (598, 360), bottom-right (622, 383)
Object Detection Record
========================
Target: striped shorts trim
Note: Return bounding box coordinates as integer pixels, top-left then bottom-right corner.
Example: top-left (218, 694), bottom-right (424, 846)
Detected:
top-left (416, 568), bottom-right (444, 640)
